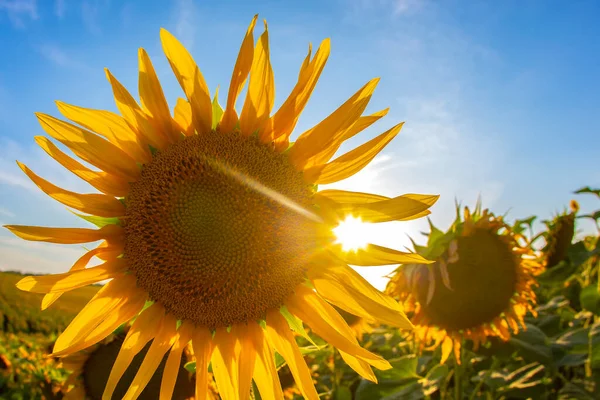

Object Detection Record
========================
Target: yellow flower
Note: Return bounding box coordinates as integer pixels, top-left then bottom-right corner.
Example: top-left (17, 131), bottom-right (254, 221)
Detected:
top-left (386, 203), bottom-right (542, 364)
top-left (7, 15), bottom-right (438, 400)
top-left (59, 330), bottom-right (198, 400)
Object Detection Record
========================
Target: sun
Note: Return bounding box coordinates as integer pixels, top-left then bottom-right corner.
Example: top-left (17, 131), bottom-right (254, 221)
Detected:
top-left (333, 216), bottom-right (372, 251)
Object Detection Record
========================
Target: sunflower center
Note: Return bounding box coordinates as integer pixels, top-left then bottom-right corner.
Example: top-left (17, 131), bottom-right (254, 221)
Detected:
top-left (82, 333), bottom-right (194, 400)
top-left (415, 229), bottom-right (518, 331)
top-left (124, 132), bottom-right (319, 328)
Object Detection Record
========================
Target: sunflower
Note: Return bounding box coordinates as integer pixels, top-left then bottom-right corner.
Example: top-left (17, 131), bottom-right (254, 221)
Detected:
top-left (6, 15), bottom-right (438, 400)
top-left (541, 200), bottom-right (578, 268)
top-left (386, 203), bottom-right (542, 364)
top-left (60, 330), bottom-right (197, 400)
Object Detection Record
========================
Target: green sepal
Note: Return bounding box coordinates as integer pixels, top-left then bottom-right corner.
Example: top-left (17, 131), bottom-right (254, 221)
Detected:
top-left (279, 305), bottom-right (319, 348)
top-left (212, 86), bottom-right (224, 130)
top-left (70, 211), bottom-right (121, 228)
top-left (184, 361), bottom-right (196, 373)
top-left (148, 144), bottom-right (159, 156)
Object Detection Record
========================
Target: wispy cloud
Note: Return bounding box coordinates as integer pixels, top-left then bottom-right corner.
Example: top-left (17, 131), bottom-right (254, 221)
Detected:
top-left (0, 235), bottom-right (87, 275)
top-left (37, 43), bottom-right (91, 71)
top-left (0, 0), bottom-right (38, 28)
top-left (173, 0), bottom-right (197, 48)
top-left (81, 0), bottom-right (103, 35)
top-left (54, 0), bottom-right (65, 18)
top-left (0, 207), bottom-right (15, 218)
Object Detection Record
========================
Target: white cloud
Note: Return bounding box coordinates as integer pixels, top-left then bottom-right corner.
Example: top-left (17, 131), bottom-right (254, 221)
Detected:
top-left (0, 0), bottom-right (38, 28)
top-left (0, 207), bottom-right (15, 218)
top-left (0, 235), bottom-right (89, 275)
top-left (38, 43), bottom-right (71, 66)
top-left (81, 0), bottom-right (103, 35)
top-left (54, 0), bottom-right (65, 18)
top-left (37, 43), bottom-right (92, 71)
top-left (173, 0), bottom-right (197, 48)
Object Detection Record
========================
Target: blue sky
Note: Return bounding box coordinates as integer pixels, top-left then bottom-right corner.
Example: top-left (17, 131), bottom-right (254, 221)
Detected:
top-left (0, 0), bottom-right (599, 289)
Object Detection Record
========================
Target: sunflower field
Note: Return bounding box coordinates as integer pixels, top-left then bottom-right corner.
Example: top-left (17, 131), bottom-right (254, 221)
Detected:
top-left (1, 186), bottom-right (598, 399)
top-left (0, 12), bottom-right (599, 400)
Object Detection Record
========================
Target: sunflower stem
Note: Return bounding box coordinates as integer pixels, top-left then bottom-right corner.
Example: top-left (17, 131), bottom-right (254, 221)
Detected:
top-left (454, 348), bottom-right (463, 400)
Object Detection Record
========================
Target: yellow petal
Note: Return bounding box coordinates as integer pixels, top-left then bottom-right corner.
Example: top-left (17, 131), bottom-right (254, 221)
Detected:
top-left (334, 243), bottom-right (432, 266)
top-left (240, 20), bottom-right (275, 137)
top-left (4, 224), bottom-right (122, 244)
top-left (232, 324), bottom-right (255, 400)
top-left (220, 15), bottom-right (258, 133)
top-left (298, 43), bottom-right (312, 81)
top-left (103, 303), bottom-right (166, 400)
top-left (34, 136), bottom-right (130, 197)
top-left (160, 322), bottom-right (194, 400)
top-left (160, 28), bottom-right (212, 135)
top-left (138, 48), bottom-right (181, 143)
top-left (211, 327), bottom-right (239, 400)
top-left (308, 263), bottom-right (413, 329)
top-left (338, 350), bottom-right (377, 382)
top-left (105, 68), bottom-right (168, 150)
top-left (192, 327), bottom-right (214, 400)
top-left (260, 39), bottom-right (330, 143)
top-left (247, 322), bottom-right (283, 400)
top-left (16, 258), bottom-right (127, 293)
top-left (17, 162), bottom-right (125, 218)
top-left (123, 314), bottom-right (179, 400)
top-left (51, 288), bottom-right (146, 357)
top-left (303, 122), bottom-right (403, 184)
top-left (303, 108), bottom-right (389, 169)
top-left (173, 98), bottom-right (194, 136)
top-left (52, 275), bottom-right (135, 354)
top-left (440, 336), bottom-right (453, 364)
top-left (42, 244), bottom-right (122, 310)
top-left (265, 309), bottom-right (319, 400)
top-left (35, 113), bottom-right (140, 182)
top-left (285, 285), bottom-right (390, 371)
top-left (289, 78), bottom-right (379, 169)
top-left (316, 189), bottom-right (389, 204)
top-left (55, 101), bottom-right (151, 164)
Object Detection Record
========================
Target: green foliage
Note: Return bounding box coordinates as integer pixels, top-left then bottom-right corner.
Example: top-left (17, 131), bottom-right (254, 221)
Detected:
top-left (2, 187), bottom-right (600, 399)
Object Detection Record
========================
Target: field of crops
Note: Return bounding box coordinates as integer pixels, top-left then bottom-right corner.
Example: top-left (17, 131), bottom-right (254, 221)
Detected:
top-left (1, 189), bottom-right (599, 400)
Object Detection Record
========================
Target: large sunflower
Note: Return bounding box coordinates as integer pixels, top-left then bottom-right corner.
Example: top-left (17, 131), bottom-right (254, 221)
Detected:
top-left (6, 16), bottom-right (438, 399)
top-left (386, 203), bottom-right (542, 364)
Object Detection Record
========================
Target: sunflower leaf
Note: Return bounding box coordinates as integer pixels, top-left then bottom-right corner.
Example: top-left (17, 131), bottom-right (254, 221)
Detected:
top-left (279, 305), bottom-right (318, 347)
top-left (70, 211), bottom-right (121, 228)
top-left (211, 86), bottom-right (224, 130)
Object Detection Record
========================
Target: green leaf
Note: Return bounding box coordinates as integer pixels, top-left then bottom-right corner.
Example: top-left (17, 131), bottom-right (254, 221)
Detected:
top-left (355, 355), bottom-right (422, 400)
top-left (211, 86), bottom-right (224, 130)
top-left (508, 324), bottom-right (553, 365)
top-left (279, 305), bottom-right (319, 348)
top-left (580, 285), bottom-right (600, 314)
top-left (334, 386), bottom-right (353, 400)
top-left (421, 364), bottom-right (449, 396)
top-left (184, 361), bottom-right (196, 373)
top-left (574, 186), bottom-right (600, 198)
top-left (589, 321), bottom-right (600, 370)
top-left (71, 211), bottom-right (121, 228)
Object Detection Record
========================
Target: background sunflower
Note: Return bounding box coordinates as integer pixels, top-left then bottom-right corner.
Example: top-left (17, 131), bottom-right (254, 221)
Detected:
top-left (386, 202), bottom-right (543, 364)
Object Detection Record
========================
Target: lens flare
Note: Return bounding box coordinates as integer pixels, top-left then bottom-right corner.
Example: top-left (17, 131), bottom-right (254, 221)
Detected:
top-left (333, 216), bottom-right (371, 251)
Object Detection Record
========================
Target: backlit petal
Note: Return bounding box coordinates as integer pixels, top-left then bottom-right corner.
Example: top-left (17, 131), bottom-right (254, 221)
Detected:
top-left (17, 161), bottom-right (125, 217)
top-left (221, 15), bottom-right (258, 133)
